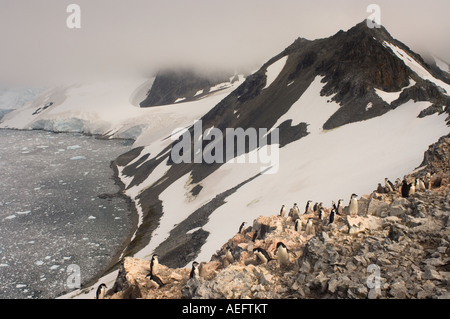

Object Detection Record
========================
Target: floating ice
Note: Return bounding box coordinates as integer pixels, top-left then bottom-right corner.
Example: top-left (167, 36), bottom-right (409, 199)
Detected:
top-left (17, 211), bottom-right (31, 215)
top-left (70, 156), bottom-right (86, 160)
top-left (67, 145), bottom-right (82, 150)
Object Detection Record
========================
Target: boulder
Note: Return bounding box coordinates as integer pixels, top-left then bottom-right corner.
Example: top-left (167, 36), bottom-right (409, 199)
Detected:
top-left (367, 198), bottom-right (390, 216)
top-left (422, 267), bottom-right (444, 281)
top-left (389, 205), bottom-right (406, 217)
top-left (389, 281), bottom-right (409, 299)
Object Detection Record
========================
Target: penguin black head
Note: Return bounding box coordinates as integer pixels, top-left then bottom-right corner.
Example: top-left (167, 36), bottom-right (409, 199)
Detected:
top-left (276, 242), bottom-right (287, 250)
top-left (238, 222), bottom-right (247, 234)
top-left (150, 254), bottom-right (159, 265)
top-left (190, 261), bottom-right (200, 279)
top-left (96, 283), bottom-right (107, 299)
top-left (329, 209), bottom-right (336, 224)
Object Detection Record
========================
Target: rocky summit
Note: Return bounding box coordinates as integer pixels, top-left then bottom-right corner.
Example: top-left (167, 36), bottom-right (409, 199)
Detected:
top-left (101, 134), bottom-right (450, 299)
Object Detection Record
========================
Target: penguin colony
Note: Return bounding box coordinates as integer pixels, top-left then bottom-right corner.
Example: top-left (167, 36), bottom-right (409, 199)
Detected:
top-left (383, 176), bottom-right (430, 198)
top-left (96, 172), bottom-right (435, 298)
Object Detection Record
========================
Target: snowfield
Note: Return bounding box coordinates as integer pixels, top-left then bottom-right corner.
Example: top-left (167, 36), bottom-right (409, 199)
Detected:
top-left (118, 75), bottom-right (449, 267)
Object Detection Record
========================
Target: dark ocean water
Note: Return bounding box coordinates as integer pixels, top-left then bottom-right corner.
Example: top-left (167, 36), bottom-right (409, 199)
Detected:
top-left (0, 129), bottom-right (134, 299)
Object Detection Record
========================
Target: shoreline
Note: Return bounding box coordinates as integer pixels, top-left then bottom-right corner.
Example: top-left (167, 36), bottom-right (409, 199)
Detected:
top-left (58, 159), bottom-right (141, 299)
top-left (0, 126), bottom-right (140, 299)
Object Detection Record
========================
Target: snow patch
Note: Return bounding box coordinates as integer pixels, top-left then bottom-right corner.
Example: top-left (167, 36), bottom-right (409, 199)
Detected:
top-left (263, 56), bottom-right (288, 90)
top-left (269, 76), bottom-right (340, 134)
top-left (375, 78), bottom-right (416, 104)
top-left (175, 97), bottom-right (186, 103)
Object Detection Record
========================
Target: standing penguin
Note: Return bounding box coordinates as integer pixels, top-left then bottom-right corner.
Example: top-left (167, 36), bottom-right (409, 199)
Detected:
top-left (313, 202), bottom-right (319, 213)
top-left (416, 178), bottom-right (426, 192)
top-left (304, 200), bottom-right (313, 215)
top-left (385, 178), bottom-right (394, 193)
top-left (189, 261), bottom-right (200, 279)
top-left (376, 183), bottom-right (385, 194)
top-left (425, 172), bottom-right (432, 189)
top-left (329, 209), bottom-right (336, 225)
top-left (349, 194), bottom-right (358, 217)
top-left (279, 205), bottom-right (286, 218)
top-left (224, 246), bottom-right (234, 264)
top-left (318, 208), bottom-right (323, 220)
top-left (292, 209), bottom-right (300, 221)
top-left (275, 242), bottom-right (290, 267)
top-left (337, 199), bottom-right (344, 215)
top-left (395, 178), bottom-right (402, 190)
top-left (305, 219), bottom-right (315, 236)
top-left (293, 203), bottom-right (300, 217)
top-left (401, 179), bottom-right (411, 198)
top-left (96, 283), bottom-right (107, 299)
top-left (150, 254), bottom-right (159, 275)
top-left (409, 181), bottom-right (416, 196)
top-left (238, 222), bottom-right (247, 234)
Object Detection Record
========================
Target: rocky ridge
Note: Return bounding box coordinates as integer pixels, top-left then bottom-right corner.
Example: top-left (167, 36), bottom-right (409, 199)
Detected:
top-left (104, 134), bottom-right (450, 299)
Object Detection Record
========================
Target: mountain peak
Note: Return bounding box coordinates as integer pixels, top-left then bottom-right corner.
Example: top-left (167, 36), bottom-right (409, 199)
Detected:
top-left (339, 19), bottom-right (393, 43)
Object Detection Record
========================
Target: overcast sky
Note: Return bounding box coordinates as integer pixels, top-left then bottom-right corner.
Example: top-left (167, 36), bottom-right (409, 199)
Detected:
top-left (1, 0), bottom-right (449, 86)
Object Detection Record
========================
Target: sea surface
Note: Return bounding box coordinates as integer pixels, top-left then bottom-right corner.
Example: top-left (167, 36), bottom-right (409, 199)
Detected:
top-left (0, 129), bottom-right (134, 299)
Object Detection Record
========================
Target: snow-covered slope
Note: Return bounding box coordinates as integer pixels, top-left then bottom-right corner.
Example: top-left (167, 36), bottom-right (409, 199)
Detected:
top-left (117, 75), bottom-right (449, 266)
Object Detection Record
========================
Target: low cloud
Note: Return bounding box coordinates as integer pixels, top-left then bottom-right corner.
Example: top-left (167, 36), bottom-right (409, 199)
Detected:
top-left (0, 0), bottom-right (449, 86)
